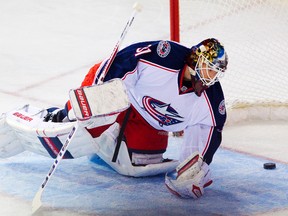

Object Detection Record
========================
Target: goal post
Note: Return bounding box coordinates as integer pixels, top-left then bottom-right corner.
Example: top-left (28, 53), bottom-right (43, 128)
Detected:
top-left (170, 0), bottom-right (180, 42)
top-left (170, 0), bottom-right (288, 123)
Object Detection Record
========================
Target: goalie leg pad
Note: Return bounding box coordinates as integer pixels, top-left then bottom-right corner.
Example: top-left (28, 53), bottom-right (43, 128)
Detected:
top-left (90, 123), bottom-right (178, 177)
top-left (0, 104), bottom-right (98, 159)
top-left (131, 152), bottom-right (163, 165)
top-left (0, 113), bottom-right (25, 158)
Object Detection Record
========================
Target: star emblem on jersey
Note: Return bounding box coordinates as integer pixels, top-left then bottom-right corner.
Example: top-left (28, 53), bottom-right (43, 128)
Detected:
top-left (142, 96), bottom-right (183, 127)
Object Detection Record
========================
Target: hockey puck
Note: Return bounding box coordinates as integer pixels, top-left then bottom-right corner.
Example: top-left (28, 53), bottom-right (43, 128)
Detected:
top-left (263, 162), bottom-right (276, 170)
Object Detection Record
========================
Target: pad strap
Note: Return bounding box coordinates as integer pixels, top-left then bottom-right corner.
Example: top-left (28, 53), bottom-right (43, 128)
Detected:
top-left (112, 107), bottom-right (132, 162)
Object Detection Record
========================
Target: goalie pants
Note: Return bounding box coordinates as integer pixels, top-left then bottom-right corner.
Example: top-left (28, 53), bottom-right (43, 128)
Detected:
top-left (86, 106), bottom-right (169, 156)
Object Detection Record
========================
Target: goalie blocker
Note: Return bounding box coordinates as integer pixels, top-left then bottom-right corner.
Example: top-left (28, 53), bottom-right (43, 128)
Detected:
top-left (69, 79), bottom-right (130, 120)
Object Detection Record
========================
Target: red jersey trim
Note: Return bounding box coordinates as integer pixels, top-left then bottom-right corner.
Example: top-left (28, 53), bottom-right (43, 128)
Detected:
top-left (139, 59), bottom-right (179, 73)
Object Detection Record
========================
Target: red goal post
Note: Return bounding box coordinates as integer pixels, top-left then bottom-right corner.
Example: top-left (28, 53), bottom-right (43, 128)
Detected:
top-left (170, 0), bottom-right (180, 42)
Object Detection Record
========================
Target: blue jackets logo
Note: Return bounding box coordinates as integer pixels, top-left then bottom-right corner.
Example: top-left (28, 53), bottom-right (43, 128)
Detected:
top-left (142, 96), bottom-right (183, 127)
top-left (157, 41), bottom-right (171, 58)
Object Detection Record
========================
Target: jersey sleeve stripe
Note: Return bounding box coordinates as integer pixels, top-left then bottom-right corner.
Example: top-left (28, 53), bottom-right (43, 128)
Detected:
top-left (139, 59), bottom-right (179, 73)
top-left (203, 91), bottom-right (216, 126)
top-left (201, 126), bottom-right (214, 156)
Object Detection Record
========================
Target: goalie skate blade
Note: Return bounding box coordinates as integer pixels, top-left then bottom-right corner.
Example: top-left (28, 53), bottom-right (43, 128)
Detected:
top-left (263, 162), bottom-right (276, 170)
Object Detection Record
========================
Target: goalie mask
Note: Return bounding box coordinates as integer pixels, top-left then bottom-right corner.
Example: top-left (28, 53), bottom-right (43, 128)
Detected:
top-left (186, 38), bottom-right (228, 87)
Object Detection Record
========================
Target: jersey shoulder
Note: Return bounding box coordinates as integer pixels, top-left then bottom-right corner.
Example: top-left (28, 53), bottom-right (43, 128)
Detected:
top-left (144, 40), bottom-right (191, 70)
top-left (120, 40), bottom-right (191, 70)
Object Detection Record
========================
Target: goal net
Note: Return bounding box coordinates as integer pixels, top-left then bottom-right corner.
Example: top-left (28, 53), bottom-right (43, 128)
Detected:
top-left (173, 0), bottom-right (288, 123)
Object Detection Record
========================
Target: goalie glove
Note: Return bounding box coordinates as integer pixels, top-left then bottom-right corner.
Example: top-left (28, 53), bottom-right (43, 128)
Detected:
top-left (43, 108), bottom-right (67, 123)
top-left (165, 151), bottom-right (212, 199)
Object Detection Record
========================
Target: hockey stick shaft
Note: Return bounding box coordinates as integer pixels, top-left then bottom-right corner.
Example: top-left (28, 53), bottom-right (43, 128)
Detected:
top-left (32, 3), bottom-right (141, 214)
top-left (97, 2), bottom-right (141, 84)
top-left (32, 124), bottom-right (78, 214)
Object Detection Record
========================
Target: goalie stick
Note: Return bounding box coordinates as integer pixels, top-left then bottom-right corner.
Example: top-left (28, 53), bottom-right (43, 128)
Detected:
top-left (32, 2), bottom-right (142, 214)
top-left (97, 2), bottom-right (142, 84)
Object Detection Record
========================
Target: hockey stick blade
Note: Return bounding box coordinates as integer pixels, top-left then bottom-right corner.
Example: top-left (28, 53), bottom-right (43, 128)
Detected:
top-left (32, 188), bottom-right (43, 214)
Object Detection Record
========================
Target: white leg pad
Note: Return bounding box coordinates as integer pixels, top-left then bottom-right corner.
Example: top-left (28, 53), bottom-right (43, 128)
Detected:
top-left (0, 113), bottom-right (24, 158)
top-left (91, 123), bottom-right (179, 177)
top-left (0, 104), bottom-right (97, 159)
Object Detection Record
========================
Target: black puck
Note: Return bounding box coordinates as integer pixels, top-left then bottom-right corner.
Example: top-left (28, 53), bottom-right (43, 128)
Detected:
top-left (263, 162), bottom-right (276, 170)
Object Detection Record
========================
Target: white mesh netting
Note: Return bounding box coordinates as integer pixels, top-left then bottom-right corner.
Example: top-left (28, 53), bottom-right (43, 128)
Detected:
top-left (178, 0), bottom-right (288, 112)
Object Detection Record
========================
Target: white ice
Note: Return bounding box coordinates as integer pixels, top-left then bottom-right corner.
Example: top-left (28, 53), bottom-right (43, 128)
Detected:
top-left (0, 0), bottom-right (287, 215)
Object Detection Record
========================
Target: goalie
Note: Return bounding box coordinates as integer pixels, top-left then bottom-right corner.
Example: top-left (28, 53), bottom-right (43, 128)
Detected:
top-left (0, 38), bottom-right (228, 199)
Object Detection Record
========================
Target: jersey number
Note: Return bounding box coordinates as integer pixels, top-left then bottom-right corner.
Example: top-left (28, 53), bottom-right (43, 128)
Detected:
top-left (135, 45), bottom-right (152, 57)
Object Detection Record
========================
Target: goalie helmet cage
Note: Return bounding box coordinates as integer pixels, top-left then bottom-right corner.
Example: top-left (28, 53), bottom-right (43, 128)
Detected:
top-left (169, 0), bottom-right (288, 124)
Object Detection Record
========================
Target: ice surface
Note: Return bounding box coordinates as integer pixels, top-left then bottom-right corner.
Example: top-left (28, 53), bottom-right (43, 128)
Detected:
top-left (0, 143), bottom-right (287, 216)
top-left (0, 0), bottom-right (287, 215)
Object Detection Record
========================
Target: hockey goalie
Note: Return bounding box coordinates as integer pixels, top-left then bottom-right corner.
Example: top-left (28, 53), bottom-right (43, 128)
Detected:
top-left (0, 38), bottom-right (228, 199)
